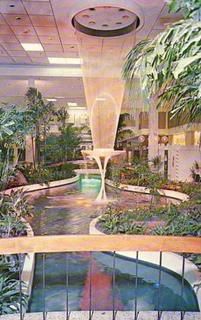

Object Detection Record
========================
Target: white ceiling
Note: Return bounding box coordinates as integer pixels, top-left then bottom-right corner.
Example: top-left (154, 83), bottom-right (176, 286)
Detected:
top-left (0, 0), bottom-right (182, 107)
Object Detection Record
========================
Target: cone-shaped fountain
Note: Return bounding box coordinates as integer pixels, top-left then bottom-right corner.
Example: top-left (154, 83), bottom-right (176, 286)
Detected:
top-left (71, 3), bottom-right (142, 202)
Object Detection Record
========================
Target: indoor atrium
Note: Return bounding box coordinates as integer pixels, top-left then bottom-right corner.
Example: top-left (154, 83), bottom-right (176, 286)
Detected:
top-left (0, 0), bottom-right (200, 319)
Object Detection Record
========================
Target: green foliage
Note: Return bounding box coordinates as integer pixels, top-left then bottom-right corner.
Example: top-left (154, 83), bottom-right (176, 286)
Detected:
top-left (123, 0), bottom-right (201, 122)
top-left (153, 214), bottom-right (201, 236)
top-left (0, 215), bottom-right (26, 238)
top-left (99, 206), bottom-right (146, 234)
top-left (169, 0), bottom-right (201, 18)
top-left (0, 257), bottom-right (28, 315)
top-left (118, 161), bottom-right (166, 189)
top-left (0, 190), bottom-right (31, 238)
top-left (45, 124), bottom-right (81, 163)
top-left (53, 106), bottom-right (69, 131)
top-left (0, 190), bottom-right (32, 219)
top-left (19, 162), bottom-right (76, 184)
top-left (99, 196), bottom-right (201, 237)
top-left (25, 87), bottom-right (55, 165)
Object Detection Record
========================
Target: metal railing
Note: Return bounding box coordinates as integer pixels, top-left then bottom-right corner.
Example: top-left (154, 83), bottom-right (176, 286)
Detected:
top-left (0, 235), bottom-right (200, 320)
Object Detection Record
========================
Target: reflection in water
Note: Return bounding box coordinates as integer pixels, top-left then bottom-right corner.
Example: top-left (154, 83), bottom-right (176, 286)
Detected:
top-left (29, 252), bottom-right (198, 312)
top-left (28, 176), bottom-right (199, 312)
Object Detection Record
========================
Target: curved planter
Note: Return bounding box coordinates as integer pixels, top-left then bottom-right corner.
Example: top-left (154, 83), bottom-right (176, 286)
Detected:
top-left (90, 217), bottom-right (201, 310)
top-left (105, 179), bottom-right (189, 202)
top-left (4, 175), bottom-right (80, 195)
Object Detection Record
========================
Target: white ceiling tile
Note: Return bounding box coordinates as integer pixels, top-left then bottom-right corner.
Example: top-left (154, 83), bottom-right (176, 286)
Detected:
top-left (0, 35), bottom-right (19, 43)
top-left (39, 35), bottom-right (61, 44)
top-left (0, 14), bottom-right (6, 24)
top-left (27, 51), bottom-right (46, 57)
top-left (23, 2), bottom-right (53, 15)
top-left (60, 34), bottom-right (78, 45)
top-left (2, 42), bottom-right (23, 51)
top-left (0, 46), bottom-right (8, 56)
top-left (0, 1), bottom-right (26, 14)
top-left (63, 44), bottom-right (78, 52)
top-left (11, 25), bottom-right (36, 36)
top-left (30, 56), bottom-right (49, 64)
top-left (34, 26), bottom-right (58, 36)
top-left (24, 0), bottom-right (50, 2)
top-left (13, 56), bottom-right (32, 64)
top-left (46, 52), bottom-right (79, 58)
top-left (42, 43), bottom-right (63, 52)
top-left (0, 25), bottom-right (13, 35)
top-left (17, 35), bottom-right (39, 42)
top-left (3, 14), bottom-right (31, 26)
top-left (30, 15), bottom-right (55, 27)
top-left (8, 50), bottom-right (27, 57)
top-left (0, 56), bottom-right (14, 63)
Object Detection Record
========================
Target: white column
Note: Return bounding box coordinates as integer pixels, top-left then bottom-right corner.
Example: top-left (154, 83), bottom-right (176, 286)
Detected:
top-left (25, 136), bottom-right (35, 164)
top-left (148, 103), bottom-right (159, 161)
top-left (28, 78), bottom-right (35, 88)
top-left (93, 155), bottom-right (110, 203)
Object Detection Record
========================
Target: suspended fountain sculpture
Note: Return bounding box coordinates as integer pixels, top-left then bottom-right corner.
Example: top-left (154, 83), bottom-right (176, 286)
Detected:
top-left (71, 3), bottom-right (142, 202)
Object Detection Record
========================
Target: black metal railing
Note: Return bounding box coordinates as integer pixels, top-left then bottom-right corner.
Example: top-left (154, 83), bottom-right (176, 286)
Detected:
top-left (0, 235), bottom-right (200, 320)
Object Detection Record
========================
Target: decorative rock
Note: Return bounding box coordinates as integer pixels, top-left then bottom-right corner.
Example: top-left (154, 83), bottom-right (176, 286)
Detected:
top-left (7, 170), bottom-right (28, 188)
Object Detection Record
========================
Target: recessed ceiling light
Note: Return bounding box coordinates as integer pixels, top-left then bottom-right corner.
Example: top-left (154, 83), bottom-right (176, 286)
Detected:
top-left (9, 4), bottom-right (15, 8)
top-left (68, 102), bottom-right (78, 107)
top-left (21, 43), bottom-right (44, 52)
top-left (47, 98), bottom-right (57, 102)
top-left (16, 17), bottom-right (21, 20)
top-left (48, 57), bottom-right (82, 65)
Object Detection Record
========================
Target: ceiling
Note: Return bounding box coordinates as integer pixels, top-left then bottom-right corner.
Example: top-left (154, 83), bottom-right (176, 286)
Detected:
top-left (0, 0), bottom-right (182, 108)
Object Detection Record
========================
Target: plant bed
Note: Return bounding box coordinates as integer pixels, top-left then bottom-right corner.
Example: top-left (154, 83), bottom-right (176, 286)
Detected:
top-left (0, 189), bottom-right (32, 315)
top-left (16, 162), bottom-right (77, 185)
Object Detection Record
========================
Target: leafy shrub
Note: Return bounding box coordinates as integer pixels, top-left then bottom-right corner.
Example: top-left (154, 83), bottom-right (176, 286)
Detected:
top-left (0, 190), bottom-right (31, 238)
top-left (0, 190), bottom-right (32, 218)
top-left (152, 215), bottom-right (201, 236)
top-left (0, 257), bottom-right (28, 315)
top-left (99, 206), bottom-right (146, 235)
top-left (18, 162), bottom-right (76, 184)
top-left (99, 201), bottom-right (201, 237)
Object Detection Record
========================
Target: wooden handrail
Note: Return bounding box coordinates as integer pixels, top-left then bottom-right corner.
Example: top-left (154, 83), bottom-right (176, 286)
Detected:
top-left (0, 235), bottom-right (200, 254)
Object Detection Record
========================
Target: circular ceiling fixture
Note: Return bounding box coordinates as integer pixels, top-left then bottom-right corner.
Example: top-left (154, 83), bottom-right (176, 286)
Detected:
top-left (72, 6), bottom-right (140, 37)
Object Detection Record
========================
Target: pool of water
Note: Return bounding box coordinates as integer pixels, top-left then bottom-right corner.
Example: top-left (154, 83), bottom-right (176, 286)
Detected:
top-left (28, 175), bottom-right (199, 312)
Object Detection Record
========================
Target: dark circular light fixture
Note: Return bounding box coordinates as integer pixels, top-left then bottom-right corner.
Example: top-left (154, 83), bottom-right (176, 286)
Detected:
top-left (72, 6), bottom-right (140, 37)
top-left (9, 4), bottom-right (15, 7)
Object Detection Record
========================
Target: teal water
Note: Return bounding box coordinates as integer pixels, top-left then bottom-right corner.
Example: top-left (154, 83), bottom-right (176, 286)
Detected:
top-left (28, 175), bottom-right (199, 312)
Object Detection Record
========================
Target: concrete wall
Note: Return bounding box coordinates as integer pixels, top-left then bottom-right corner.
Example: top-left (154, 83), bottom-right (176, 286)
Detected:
top-left (168, 145), bottom-right (201, 182)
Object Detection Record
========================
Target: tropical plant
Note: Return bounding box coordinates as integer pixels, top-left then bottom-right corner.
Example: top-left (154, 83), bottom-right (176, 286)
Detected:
top-left (18, 162), bottom-right (76, 184)
top-left (25, 87), bottom-right (54, 166)
top-left (151, 155), bottom-right (163, 171)
top-left (123, 0), bottom-right (201, 122)
top-left (0, 190), bottom-right (32, 219)
top-left (53, 106), bottom-right (69, 131)
top-left (0, 257), bottom-right (28, 315)
top-left (115, 113), bottom-right (130, 148)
